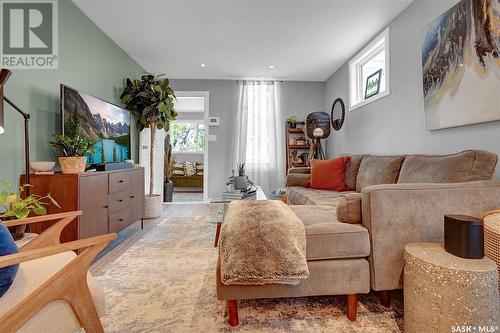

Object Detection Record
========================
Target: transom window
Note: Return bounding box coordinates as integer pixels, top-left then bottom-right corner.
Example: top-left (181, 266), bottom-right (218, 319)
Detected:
top-left (171, 121), bottom-right (205, 153)
top-left (349, 27), bottom-right (390, 111)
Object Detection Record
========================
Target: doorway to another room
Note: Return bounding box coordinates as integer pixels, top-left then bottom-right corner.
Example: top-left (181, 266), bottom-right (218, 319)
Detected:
top-left (165, 92), bottom-right (209, 203)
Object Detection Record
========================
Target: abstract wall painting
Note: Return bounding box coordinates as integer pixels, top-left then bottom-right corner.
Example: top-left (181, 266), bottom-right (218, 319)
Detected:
top-left (421, 0), bottom-right (500, 130)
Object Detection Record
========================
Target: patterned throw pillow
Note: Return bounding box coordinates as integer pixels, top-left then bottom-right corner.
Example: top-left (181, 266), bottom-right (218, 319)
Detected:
top-left (172, 163), bottom-right (185, 176)
top-left (183, 161), bottom-right (196, 176)
top-left (196, 163), bottom-right (204, 176)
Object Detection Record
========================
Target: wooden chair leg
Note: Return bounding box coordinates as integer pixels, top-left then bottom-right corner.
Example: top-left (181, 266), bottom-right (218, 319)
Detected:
top-left (379, 290), bottom-right (391, 308)
top-left (214, 223), bottom-right (221, 247)
top-left (227, 300), bottom-right (239, 326)
top-left (64, 278), bottom-right (104, 333)
top-left (346, 294), bottom-right (357, 321)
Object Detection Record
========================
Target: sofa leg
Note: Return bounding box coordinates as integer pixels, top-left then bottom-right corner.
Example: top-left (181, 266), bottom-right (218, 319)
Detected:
top-left (346, 294), bottom-right (357, 321)
top-left (379, 290), bottom-right (391, 307)
top-left (227, 300), bottom-right (239, 326)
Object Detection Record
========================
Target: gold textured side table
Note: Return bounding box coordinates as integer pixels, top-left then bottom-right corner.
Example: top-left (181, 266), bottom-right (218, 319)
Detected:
top-left (404, 242), bottom-right (499, 333)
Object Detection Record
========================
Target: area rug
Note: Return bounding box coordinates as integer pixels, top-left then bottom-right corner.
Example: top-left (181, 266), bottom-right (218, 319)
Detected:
top-left (94, 214), bottom-right (404, 332)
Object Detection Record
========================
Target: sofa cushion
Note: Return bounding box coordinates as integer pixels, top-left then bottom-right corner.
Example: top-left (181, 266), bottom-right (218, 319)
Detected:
top-left (336, 193), bottom-right (362, 224)
top-left (344, 154), bottom-right (365, 191)
top-left (290, 205), bottom-right (370, 260)
top-left (0, 251), bottom-right (105, 333)
top-left (309, 157), bottom-right (351, 191)
top-left (287, 186), bottom-right (355, 206)
top-left (356, 155), bottom-right (405, 192)
top-left (398, 150), bottom-right (498, 183)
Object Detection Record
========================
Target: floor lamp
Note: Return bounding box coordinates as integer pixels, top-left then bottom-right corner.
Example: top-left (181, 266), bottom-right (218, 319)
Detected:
top-left (0, 68), bottom-right (31, 189)
top-left (306, 111), bottom-right (331, 160)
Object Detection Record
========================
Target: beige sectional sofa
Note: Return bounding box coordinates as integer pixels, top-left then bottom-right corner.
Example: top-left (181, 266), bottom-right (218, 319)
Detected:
top-left (286, 150), bottom-right (500, 294)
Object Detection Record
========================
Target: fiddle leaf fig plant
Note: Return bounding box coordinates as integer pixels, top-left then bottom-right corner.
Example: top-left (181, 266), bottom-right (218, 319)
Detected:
top-left (0, 181), bottom-right (60, 219)
top-left (120, 74), bottom-right (178, 196)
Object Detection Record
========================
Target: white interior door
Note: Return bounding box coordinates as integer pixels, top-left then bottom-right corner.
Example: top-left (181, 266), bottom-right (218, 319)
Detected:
top-left (139, 128), bottom-right (165, 198)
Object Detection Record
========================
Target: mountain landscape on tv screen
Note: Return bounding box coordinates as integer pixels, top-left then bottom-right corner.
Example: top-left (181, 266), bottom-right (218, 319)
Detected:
top-left (63, 86), bottom-right (131, 164)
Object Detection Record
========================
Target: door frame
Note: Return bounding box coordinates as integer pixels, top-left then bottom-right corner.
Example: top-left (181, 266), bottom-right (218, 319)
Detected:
top-left (172, 91), bottom-right (210, 201)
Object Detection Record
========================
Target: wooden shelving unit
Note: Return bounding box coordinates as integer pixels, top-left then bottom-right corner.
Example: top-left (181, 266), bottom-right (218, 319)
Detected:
top-left (285, 121), bottom-right (312, 175)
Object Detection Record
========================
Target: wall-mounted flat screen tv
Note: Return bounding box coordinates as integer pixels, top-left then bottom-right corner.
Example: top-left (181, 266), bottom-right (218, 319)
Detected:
top-left (60, 84), bottom-right (131, 164)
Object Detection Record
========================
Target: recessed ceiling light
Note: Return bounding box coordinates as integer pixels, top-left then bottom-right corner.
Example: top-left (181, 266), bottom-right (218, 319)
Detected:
top-left (268, 65), bottom-right (276, 69)
top-left (201, 63), bottom-right (206, 67)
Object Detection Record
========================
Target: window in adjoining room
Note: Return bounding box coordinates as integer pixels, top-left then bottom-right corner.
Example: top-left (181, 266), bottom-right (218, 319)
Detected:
top-left (171, 122), bottom-right (205, 153)
top-left (348, 27), bottom-right (390, 111)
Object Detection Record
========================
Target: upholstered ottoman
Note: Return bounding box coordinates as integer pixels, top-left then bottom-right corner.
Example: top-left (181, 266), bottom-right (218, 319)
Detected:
top-left (216, 204), bottom-right (370, 326)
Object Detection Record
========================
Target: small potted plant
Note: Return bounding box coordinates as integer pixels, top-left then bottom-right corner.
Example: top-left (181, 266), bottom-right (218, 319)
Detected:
top-left (286, 115), bottom-right (297, 128)
top-left (50, 128), bottom-right (95, 174)
top-left (121, 74), bottom-right (177, 218)
top-left (0, 181), bottom-right (59, 240)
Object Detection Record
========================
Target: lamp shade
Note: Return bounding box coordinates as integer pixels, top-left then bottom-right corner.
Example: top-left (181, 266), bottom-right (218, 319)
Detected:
top-left (0, 69), bottom-right (12, 134)
top-left (306, 112), bottom-right (331, 139)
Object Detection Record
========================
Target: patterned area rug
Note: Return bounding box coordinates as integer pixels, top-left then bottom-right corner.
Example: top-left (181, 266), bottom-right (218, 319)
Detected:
top-left (94, 215), bottom-right (404, 332)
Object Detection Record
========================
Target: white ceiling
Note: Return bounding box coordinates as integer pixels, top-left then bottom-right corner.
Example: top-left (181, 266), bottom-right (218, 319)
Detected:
top-left (73, 0), bottom-right (414, 81)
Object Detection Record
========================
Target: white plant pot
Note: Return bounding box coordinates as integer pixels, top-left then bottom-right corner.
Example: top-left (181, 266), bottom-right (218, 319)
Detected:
top-left (144, 194), bottom-right (163, 219)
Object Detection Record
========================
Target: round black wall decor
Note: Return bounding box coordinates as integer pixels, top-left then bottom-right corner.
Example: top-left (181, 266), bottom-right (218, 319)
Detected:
top-left (331, 98), bottom-right (345, 130)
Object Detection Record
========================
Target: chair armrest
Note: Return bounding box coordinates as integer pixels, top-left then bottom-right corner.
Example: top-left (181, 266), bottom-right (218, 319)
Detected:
top-left (3, 211), bottom-right (83, 251)
top-left (286, 173), bottom-right (310, 187)
top-left (2, 211), bottom-right (82, 227)
top-left (0, 233), bottom-right (116, 268)
top-left (361, 180), bottom-right (500, 291)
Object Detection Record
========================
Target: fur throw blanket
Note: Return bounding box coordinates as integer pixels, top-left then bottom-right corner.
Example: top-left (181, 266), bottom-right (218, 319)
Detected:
top-left (220, 200), bottom-right (309, 285)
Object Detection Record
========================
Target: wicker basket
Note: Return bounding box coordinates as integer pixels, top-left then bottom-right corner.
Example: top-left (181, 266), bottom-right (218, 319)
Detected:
top-left (482, 210), bottom-right (500, 293)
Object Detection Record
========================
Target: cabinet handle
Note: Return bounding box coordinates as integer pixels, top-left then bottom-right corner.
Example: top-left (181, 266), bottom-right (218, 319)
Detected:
top-left (104, 205), bottom-right (109, 208)
top-left (119, 218), bottom-right (124, 222)
top-left (119, 180), bottom-right (124, 183)
top-left (118, 199), bottom-right (123, 202)
top-left (130, 195), bottom-right (135, 199)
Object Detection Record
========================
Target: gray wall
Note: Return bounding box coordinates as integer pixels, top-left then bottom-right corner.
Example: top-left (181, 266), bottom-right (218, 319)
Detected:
top-left (324, 0), bottom-right (500, 178)
top-left (0, 0), bottom-right (144, 187)
top-left (170, 79), bottom-right (324, 198)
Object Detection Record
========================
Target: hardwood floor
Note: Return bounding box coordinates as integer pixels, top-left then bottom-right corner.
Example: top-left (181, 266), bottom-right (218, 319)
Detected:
top-left (90, 202), bottom-right (211, 274)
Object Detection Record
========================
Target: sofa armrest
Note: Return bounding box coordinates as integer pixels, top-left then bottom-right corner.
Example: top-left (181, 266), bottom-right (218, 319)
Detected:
top-left (286, 173), bottom-right (310, 187)
top-left (361, 180), bottom-right (500, 291)
top-left (288, 167), bottom-right (311, 174)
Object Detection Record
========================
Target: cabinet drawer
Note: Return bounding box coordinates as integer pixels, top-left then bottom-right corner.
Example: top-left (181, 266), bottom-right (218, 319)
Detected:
top-left (109, 172), bottom-right (131, 193)
top-left (108, 191), bottom-right (131, 214)
top-left (109, 208), bottom-right (131, 233)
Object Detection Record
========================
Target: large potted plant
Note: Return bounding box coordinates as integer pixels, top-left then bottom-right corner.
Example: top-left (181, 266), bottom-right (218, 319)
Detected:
top-left (120, 74), bottom-right (177, 218)
top-left (50, 127), bottom-right (95, 174)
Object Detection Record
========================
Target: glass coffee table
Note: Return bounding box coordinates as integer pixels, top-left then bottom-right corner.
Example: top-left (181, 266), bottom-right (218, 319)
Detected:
top-left (210, 186), bottom-right (266, 247)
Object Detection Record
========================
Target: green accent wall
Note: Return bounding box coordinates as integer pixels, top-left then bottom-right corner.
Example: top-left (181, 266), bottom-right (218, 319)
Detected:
top-left (0, 0), bottom-right (144, 187)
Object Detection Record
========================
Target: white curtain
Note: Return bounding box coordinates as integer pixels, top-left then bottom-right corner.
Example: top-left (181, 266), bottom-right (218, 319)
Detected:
top-left (229, 80), bottom-right (284, 196)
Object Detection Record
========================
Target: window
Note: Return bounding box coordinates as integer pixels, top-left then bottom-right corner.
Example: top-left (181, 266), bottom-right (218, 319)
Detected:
top-left (171, 122), bottom-right (205, 153)
top-left (349, 27), bottom-right (390, 111)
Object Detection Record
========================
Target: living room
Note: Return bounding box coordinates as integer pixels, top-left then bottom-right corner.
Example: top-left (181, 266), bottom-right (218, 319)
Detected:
top-left (0, 0), bottom-right (499, 332)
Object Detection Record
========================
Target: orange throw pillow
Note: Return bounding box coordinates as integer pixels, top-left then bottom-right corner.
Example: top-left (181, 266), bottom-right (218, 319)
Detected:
top-left (308, 156), bottom-right (351, 191)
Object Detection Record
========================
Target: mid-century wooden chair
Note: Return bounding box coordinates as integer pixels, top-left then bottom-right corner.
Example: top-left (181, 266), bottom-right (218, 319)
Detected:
top-left (0, 211), bottom-right (116, 333)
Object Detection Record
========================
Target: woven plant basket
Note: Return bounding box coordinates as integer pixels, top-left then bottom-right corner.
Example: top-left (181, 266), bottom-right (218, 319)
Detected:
top-left (482, 210), bottom-right (500, 293)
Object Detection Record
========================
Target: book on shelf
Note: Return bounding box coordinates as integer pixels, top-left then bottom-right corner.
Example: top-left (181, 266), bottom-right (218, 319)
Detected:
top-left (222, 186), bottom-right (257, 200)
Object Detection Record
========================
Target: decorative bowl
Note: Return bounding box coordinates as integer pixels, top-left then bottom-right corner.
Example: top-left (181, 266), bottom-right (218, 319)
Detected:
top-left (30, 161), bottom-right (56, 172)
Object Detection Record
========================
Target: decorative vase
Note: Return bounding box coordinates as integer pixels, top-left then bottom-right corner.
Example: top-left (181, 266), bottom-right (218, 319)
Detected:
top-left (234, 176), bottom-right (248, 190)
top-left (59, 156), bottom-right (87, 174)
top-left (288, 122), bottom-right (297, 128)
top-left (163, 180), bottom-right (173, 203)
top-left (145, 194), bottom-right (162, 219)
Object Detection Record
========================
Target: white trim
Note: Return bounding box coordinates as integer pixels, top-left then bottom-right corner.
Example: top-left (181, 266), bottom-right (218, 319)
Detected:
top-left (174, 91), bottom-right (210, 201)
top-left (348, 27), bottom-right (390, 111)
